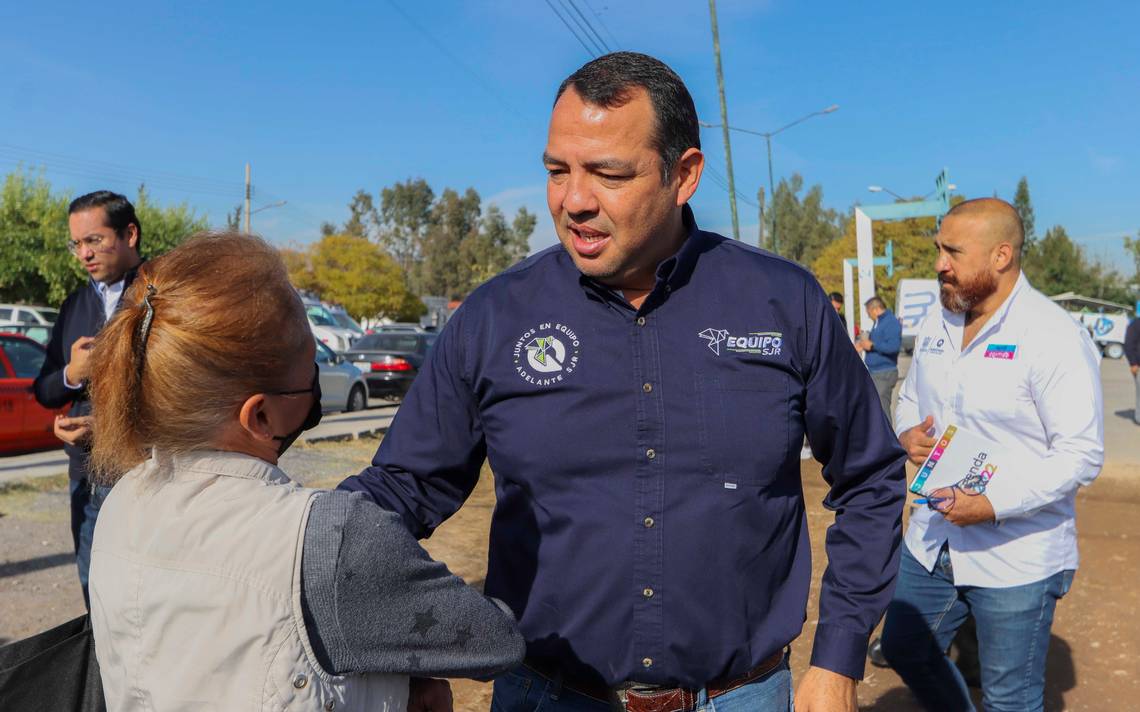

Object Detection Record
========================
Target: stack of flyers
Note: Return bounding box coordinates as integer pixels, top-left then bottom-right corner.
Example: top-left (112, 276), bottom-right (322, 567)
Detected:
top-left (909, 424), bottom-right (1002, 504)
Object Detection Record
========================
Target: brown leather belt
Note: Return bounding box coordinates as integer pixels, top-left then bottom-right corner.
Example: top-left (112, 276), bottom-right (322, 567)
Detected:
top-left (524, 650), bottom-right (786, 712)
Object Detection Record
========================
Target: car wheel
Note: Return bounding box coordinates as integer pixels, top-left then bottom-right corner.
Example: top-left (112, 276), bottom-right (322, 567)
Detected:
top-left (1103, 342), bottom-right (1124, 360)
top-left (346, 384), bottom-right (367, 412)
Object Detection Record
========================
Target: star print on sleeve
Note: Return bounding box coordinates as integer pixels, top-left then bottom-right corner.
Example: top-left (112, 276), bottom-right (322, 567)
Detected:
top-left (411, 608), bottom-right (440, 638)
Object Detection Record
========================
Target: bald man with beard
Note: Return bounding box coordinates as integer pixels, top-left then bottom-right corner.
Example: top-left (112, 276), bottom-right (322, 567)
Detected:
top-left (878, 199), bottom-right (1104, 712)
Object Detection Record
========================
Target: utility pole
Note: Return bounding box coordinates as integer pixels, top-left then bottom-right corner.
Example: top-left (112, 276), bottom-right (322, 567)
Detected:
top-left (757, 186), bottom-right (766, 249)
top-left (244, 162), bottom-right (251, 234)
top-left (708, 0), bottom-right (739, 240)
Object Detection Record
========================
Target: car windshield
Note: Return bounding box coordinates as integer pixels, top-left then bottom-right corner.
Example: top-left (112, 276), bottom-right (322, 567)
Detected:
top-left (333, 312), bottom-right (362, 331)
top-left (1, 338), bottom-right (46, 378)
top-left (306, 306), bottom-right (338, 327)
top-left (355, 334), bottom-right (422, 352)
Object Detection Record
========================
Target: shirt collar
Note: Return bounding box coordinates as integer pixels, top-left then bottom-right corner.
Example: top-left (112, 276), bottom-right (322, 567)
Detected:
top-left (941, 271), bottom-right (1028, 350)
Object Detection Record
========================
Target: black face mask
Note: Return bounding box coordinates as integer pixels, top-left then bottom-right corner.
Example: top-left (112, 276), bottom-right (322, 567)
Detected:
top-left (270, 363), bottom-right (323, 455)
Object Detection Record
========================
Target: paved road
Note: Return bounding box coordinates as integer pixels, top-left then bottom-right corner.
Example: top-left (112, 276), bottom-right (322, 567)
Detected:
top-left (0, 402), bottom-right (400, 484)
top-left (894, 352), bottom-right (1139, 468)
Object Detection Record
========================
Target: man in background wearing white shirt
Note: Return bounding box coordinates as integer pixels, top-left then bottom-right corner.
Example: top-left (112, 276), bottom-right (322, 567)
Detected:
top-left (33, 191), bottom-right (143, 607)
top-left (879, 198), bottom-right (1103, 712)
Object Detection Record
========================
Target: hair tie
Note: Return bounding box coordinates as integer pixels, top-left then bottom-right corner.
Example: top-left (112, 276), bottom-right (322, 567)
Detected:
top-left (136, 284), bottom-right (157, 378)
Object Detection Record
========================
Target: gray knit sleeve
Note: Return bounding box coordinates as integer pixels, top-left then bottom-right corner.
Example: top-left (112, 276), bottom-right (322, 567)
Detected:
top-left (300, 490), bottom-right (525, 678)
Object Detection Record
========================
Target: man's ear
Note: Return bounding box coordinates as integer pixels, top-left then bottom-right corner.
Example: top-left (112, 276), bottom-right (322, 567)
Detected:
top-left (238, 394), bottom-right (275, 443)
top-left (125, 223), bottom-right (140, 251)
top-left (673, 148), bottom-right (704, 206)
top-left (993, 242), bottom-right (1015, 271)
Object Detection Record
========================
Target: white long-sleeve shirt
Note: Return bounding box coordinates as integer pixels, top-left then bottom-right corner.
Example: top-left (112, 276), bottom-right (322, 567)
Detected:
top-left (894, 272), bottom-right (1104, 587)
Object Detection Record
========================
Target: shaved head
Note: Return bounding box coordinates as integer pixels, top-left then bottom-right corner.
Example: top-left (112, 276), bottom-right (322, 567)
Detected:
top-left (943, 198), bottom-right (1024, 261)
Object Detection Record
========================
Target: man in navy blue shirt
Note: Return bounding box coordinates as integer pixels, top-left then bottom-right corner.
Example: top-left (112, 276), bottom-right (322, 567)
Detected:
top-left (341, 52), bottom-right (906, 712)
top-left (854, 295), bottom-right (902, 423)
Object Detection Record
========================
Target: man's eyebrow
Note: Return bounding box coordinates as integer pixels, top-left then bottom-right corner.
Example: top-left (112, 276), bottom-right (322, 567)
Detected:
top-left (542, 152), bottom-right (566, 166)
top-left (583, 158), bottom-right (635, 173)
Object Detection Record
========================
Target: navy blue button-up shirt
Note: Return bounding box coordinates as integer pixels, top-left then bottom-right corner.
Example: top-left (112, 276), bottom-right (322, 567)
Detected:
top-left (341, 206), bottom-right (907, 685)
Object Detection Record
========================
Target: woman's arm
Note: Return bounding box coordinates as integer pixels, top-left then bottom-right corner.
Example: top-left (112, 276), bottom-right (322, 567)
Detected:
top-left (300, 491), bottom-right (525, 678)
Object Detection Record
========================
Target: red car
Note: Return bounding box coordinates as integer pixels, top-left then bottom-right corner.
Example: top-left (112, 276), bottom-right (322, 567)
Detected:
top-left (0, 333), bottom-right (67, 454)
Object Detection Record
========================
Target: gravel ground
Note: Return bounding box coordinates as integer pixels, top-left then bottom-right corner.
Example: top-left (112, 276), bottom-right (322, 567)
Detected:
top-left (2, 439), bottom-right (1137, 711)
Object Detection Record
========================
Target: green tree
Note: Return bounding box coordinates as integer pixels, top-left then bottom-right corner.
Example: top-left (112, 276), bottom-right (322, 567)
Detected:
top-left (226, 204), bottom-right (243, 231)
top-left (1125, 231), bottom-right (1140, 292)
top-left (343, 189), bottom-right (378, 239)
top-left (0, 170), bottom-right (205, 305)
top-left (1023, 225), bottom-right (1088, 296)
top-left (279, 246), bottom-right (321, 293)
top-left (419, 187), bottom-right (482, 299)
top-left (767, 174), bottom-right (841, 266)
top-left (811, 213), bottom-right (940, 310)
top-left (307, 234), bottom-right (424, 321)
top-left (378, 178), bottom-right (435, 286)
top-left (1013, 177), bottom-right (1036, 246)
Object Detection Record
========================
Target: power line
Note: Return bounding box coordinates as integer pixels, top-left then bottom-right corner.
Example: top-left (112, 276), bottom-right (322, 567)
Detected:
top-left (581, 0), bottom-right (621, 49)
top-left (0, 155), bottom-right (241, 200)
top-left (562, 0), bottom-right (610, 54)
top-left (544, 0), bottom-right (598, 57)
top-left (0, 143), bottom-right (242, 193)
top-left (384, 0), bottom-right (524, 119)
top-left (704, 164), bottom-right (759, 208)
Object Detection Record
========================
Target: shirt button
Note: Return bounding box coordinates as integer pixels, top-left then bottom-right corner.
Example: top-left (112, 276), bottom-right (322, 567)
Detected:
top-left (646, 448), bottom-right (656, 460)
top-left (643, 516), bottom-right (655, 528)
top-left (642, 382), bottom-right (653, 393)
top-left (292, 674), bottom-right (308, 689)
top-left (642, 657), bottom-right (654, 668)
top-left (642, 587), bottom-right (654, 598)
top-left (636, 316), bottom-right (646, 326)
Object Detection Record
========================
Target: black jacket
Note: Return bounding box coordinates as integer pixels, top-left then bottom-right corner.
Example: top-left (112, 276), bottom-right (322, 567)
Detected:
top-left (1126, 317), bottom-right (1140, 367)
top-left (33, 265), bottom-right (142, 480)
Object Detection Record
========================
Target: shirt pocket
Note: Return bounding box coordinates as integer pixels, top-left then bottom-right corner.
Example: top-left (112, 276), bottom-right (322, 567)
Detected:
top-left (695, 370), bottom-right (789, 488)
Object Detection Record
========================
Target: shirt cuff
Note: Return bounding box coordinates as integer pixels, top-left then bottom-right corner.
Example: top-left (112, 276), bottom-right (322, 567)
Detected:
top-left (983, 479), bottom-right (1022, 521)
top-left (809, 623), bottom-right (868, 680)
top-left (62, 368), bottom-right (83, 390)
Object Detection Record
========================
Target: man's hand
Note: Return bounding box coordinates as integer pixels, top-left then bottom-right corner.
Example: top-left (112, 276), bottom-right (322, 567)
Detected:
top-left (407, 677), bottom-right (453, 712)
top-left (928, 486), bottom-right (995, 526)
top-left (854, 339), bottom-right (867, 353)
top-left (1131, 364), bottom-right (1138, 376)
top-left (54, 415), bottom-right (93, 446)
top-left (794, 665), bottom-right (857, 712)
top-left (899, 415), bottom-right (937, 466)
top-left (64, 336), bottom-right (96, 385)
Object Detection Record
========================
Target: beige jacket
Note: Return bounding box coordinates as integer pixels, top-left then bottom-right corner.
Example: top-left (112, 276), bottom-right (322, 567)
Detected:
top-left (90, 450), bottom-right (408, 711)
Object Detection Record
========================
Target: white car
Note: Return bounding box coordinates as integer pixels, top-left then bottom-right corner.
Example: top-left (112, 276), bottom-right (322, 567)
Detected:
top-left (1050, 292), bottom-right (1132, 359)
top-left (0, 304), bottom-right (58, 345)
top-left (301, 298), bottom-right (358, 353)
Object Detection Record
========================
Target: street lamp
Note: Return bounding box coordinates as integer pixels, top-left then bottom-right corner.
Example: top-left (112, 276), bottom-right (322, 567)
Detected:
top-left (700, 103), bottom-right (839, 255)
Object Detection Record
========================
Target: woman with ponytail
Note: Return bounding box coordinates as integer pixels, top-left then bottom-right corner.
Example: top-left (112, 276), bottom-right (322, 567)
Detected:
top-left (86, 232), bottom-right (523, 712)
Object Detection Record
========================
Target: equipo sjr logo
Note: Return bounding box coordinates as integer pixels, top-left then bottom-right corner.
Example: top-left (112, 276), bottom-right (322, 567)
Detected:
top-left (698, 328), bottom-right (782, 357)
top-left (513, 322), bottom-right (581, 387)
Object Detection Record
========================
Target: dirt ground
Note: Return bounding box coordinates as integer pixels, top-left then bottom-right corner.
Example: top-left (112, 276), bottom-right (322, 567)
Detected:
top-left (2, 440), bottom-right (1137, 711)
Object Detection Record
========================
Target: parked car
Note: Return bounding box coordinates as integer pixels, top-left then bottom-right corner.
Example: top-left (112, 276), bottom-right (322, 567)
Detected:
top-left (372, 323), bottom-right (428, 334)
top-left (327, 306), bottom-right (365, 341)
top-left (342, 332), bottom-right (438, 400)
top-left (0, 333), bottom-right (68, 453)
top-left (1050, 292), bottom-right (1132, 360)
top-left (316, 340), bottom-right (369, 413)
top-left (0, 304), bottom-right (58, 346)
top-left (301, 296), bottom-right (358, 352)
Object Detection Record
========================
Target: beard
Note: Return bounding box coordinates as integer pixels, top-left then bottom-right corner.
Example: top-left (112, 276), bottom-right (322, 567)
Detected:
top-left (939, 269), bottom-right (998, 313)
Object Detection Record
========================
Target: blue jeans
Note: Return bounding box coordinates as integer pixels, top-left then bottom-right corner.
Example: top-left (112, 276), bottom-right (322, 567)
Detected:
top-left (491, 655), bottom-right (793, 712)
top-left (881, 544), bottom-right (1073, 712)
top-left (69, 478), bottom-right (111, 609)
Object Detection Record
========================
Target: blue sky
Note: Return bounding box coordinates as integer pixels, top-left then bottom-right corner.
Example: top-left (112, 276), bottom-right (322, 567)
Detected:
top-left (2, 1), bottom-right (1137, 272)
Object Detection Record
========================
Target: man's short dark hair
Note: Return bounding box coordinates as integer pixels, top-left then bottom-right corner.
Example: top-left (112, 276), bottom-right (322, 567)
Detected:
top-left (69, 190), bottom-right (143, 251)
top-left (865, 295), bottom-right (886, 311)
top-left (829, 291), bottom-right (843, 304)
top-left (555, 52), bottom-right (700, 183)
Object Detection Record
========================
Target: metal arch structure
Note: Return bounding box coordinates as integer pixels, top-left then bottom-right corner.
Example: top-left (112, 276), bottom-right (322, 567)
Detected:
top-left (848, 169), bottom-right (953, 341)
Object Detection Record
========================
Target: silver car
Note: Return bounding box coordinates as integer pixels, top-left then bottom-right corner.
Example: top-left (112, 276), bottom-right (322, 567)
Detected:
top-left (316, 339), bottom-right (368, 412)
